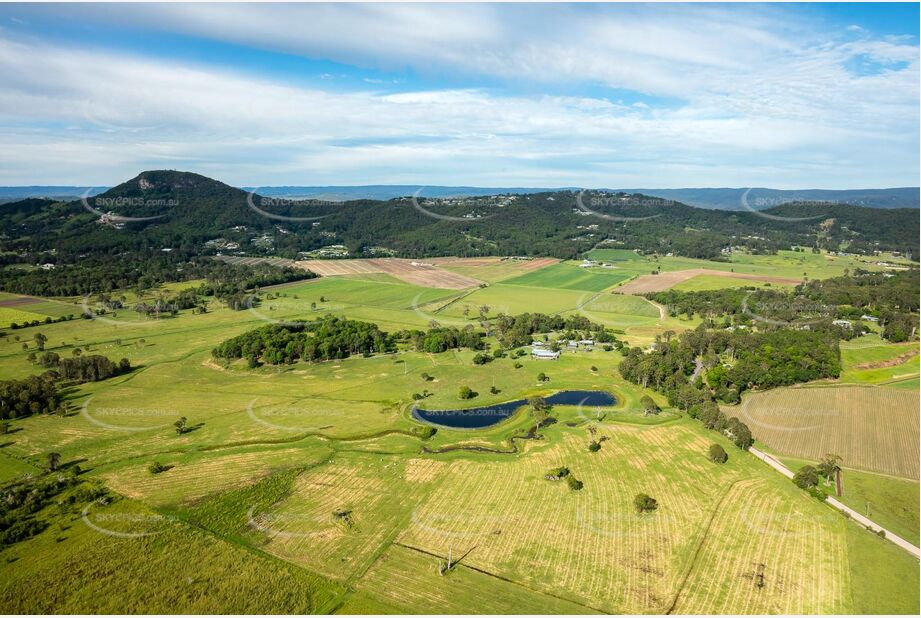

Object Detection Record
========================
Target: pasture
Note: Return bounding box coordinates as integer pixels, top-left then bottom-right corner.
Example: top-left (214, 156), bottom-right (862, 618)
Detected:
top-left (501, 261), bottom-right (632, 292)
top-left (0, 253), bottom-right (918, 614)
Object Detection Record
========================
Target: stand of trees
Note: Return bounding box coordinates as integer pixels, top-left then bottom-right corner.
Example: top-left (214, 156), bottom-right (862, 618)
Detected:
top-left (0, 375), bottom-right (62, 419)
top-left (394, 326), bottom-right (485, 353)
top-left (490, 313), bottom-right (618, 348)
top-left (36, 353), bottom-right (131, 383)
top-left (212, 316), bottom-right (395, 365)
top-left (649, 269), bottom-right (918, 343)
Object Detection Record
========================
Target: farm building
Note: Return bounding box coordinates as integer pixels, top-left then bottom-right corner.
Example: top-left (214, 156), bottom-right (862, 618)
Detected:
top-left (531, 348), bottom-right (560, 360)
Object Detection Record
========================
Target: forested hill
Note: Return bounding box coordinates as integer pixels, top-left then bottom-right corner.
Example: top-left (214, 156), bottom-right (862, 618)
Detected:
top-left (1, 170), bottom-right (917, 262)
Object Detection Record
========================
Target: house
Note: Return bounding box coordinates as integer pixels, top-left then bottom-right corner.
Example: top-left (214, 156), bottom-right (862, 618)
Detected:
top-left (531, 348), bottom-right (560, 360)
top-left (832, 319), bottom-right (852, 329)
top-left (860, 315), bottom-right (879, 323)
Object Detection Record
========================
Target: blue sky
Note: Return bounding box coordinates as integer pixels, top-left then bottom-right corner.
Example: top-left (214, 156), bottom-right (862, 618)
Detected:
top-left (0, 2), bottom-right (917, 188)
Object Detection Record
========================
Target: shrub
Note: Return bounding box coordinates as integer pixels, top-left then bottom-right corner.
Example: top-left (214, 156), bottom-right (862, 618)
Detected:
top-left (545, 467), bottom-right (569, 480)
top-left (708, 443), bottom-right (728, 464)
top-left (458, 386), bottom-right (476, 400)
top-left (410, 425), bottom-right (437, 440)
top-left (588, 441), bottom-right (601, 453)
top-left (634, 493), bottom-right (658, 513)
top-left (566, 475), bottom-right (583, 491)
top-left (148, 461), bottom-right (168, 474)
top-left (472, 353), bottom-right (492, 365)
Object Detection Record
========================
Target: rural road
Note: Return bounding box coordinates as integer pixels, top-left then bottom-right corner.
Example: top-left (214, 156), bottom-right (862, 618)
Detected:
top-left (749, 447), bottom-right (921, 559)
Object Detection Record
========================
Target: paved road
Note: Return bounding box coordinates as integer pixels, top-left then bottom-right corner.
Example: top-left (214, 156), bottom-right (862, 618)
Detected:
top-left (749, 446), bottom-right (920, 559)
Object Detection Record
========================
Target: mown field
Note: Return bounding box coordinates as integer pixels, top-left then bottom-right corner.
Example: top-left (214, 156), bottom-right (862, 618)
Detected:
top-left (733, 385), bottom-right (920, 480)
top-left (0, 252), bottom-right (918, 614)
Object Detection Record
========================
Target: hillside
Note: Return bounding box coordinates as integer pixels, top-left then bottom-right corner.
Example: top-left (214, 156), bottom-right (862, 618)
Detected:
top-left (0, 171), bottom-right (917, 263)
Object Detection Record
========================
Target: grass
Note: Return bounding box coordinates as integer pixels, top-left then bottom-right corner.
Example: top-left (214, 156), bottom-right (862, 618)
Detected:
top-left (774, 453), bottom-right (919, 546)
top-left (731, 385), bottom-right (920, 480)
top-left (1, 253), bottom-right (918, 613)
top-left (840, 336), bottom-right (920, 385)
top-left (501, 261), bottom-right (631, 292)
top-left (844, 521), bottom-right (920, 614)
top-left (670, 274), bottom-right (794, 292)
top-left (585, 248), bottom-right (915, 281)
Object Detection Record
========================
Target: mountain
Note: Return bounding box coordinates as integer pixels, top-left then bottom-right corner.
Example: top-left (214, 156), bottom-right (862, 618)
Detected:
top-left (0, 170), bottom-right (917, 262)
top-left (4, 184), bottom-right (916, 210)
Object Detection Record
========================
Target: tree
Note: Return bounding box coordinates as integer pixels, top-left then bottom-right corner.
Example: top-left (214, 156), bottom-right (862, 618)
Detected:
top-left (634, 493), bottom-right (658, 513)
top-left (566, 475), bottom-right (583, 491)
top-left (708, 443), bottom-right (728, 464)
top-left (148, 461), bottom-right (168, 474)
top-left (0, 421), bottom-right (10, 434)
top-left (33, 332), bottom-right (47, 351)
top-left (792, 465), bottom-right (819, 489)
top-left (174, 416), bottom-right (188, 435)
top-left (640, 395), bottom-right (660, 416)
top-left (46, 451), bottom-right (61, 472)
top-left (458, 386), bottom-right (475, 400)
top-left (817, 454), bottom-right (842, 481)
top-left (420, 372), bottom-right (433, 381)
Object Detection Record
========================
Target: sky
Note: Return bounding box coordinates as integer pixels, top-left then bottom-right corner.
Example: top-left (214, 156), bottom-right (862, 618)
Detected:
top-left (0, 2), bottom-right (918, 188)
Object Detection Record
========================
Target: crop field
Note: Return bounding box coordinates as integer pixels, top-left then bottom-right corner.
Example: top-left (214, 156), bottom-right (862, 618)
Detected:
top-left (733, 385), bottom-right (920, 480)
top-left (501, 261), bottom-right (632, 291)
top-left (430, 256), bottom-right (560, 283)
top-left (0, 252), bottom-right (918, 614)
top-left (671, 273), bottom-right (796, 292)
top-left (616, 268), bottom-right (801, 294)
top-left (293, 258), bottom-right (483, 289)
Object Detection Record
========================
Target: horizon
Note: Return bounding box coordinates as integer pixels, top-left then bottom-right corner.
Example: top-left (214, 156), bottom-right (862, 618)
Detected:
top-left (0, 2), bottom-right (918, 188)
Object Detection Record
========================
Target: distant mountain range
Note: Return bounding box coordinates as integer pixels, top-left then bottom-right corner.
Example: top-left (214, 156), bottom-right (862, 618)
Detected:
top-left (1, 183), bottom-right (917, 210)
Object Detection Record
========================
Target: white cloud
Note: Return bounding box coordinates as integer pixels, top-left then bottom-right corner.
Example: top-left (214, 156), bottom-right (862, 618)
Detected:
top-left (0, 4), bottom-right (916, 187)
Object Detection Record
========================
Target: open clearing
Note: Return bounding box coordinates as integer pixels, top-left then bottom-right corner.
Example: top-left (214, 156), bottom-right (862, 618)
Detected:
top-left (501, 261), bottom-right (632, 291)
top-left (616, 268), bottom-right (802, 294)
top-left (293, 258), bottom-right (482, 289)
top-left (733, 385), bottom-right (920, 480)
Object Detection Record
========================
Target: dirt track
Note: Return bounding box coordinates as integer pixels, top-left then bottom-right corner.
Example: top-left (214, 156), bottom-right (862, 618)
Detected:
top-left (615, 268), bottom-right (801, 294)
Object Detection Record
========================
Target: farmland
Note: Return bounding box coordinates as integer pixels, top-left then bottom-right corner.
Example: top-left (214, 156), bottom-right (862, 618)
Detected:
top-left (0, 251), bottom-right (918, 614)
top-left (732, 385), bottom-right (920, 479)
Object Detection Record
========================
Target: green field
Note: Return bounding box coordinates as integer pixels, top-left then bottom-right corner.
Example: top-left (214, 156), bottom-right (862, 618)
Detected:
top-left (586, 248), bottom-right (916, 281)
top-left (0, 253), bottom-right (918, 614)
top-left (502, 261), bottom-right (631, 291)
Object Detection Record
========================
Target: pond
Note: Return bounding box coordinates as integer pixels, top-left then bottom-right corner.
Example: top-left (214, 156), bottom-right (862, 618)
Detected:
top-left (412, 390), bottom-right (617, 429)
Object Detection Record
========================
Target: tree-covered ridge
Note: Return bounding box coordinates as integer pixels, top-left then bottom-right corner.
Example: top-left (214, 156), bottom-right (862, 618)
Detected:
top-left (0, 252), bottom-right (315, 299)
top-left (211, 316), bottom-right (396, 365)
top-left (1, 171), bottom-right (918, 268)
